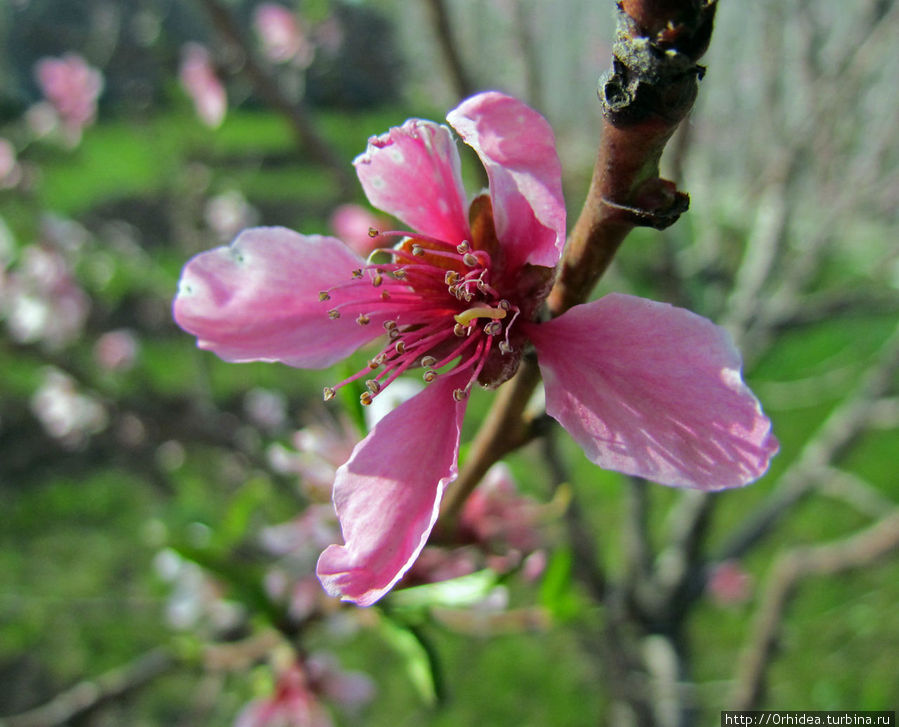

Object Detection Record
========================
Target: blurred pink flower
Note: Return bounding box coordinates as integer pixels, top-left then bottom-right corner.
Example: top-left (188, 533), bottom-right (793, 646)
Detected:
top-left (34, 53), bottom-right (103, 145)
top-left (235, 656), bottom-right (373, 727)
top-left (94, 328), bottom-right (139, 372)
top-left (174, 92), bottom-right (778, 607)
top-left (3, 243), bottom-right (90, 350)
top-left (328, 203), bottom-right (388, 256)
top-left (254, 3), bottom-right (313, 67)
top-left (30, 367), bottom-right (107, 448)
top-left (707, 560), bottom-right (753, 606)
top-left (179, 43), bottom-right (227, 128)
top-left (0, 138), bottom-right (22, 188)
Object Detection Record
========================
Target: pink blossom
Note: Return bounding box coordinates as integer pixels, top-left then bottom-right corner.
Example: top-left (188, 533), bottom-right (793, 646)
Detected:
top-left (235, 657), bottom-right (373, 727)
top-left (174, 92), bottom-right (778, 607)
top-left (706, 560), bottom-right (753, 606)
top-left (179, 43), bottom-right (227, 128)
top-left (94, 328), bottom-right (139, 372)
top-left (0, 138), bottom-right (22, 188)
top-left (34, 53), bottom-right (103, 144)
top-left (254, 3), bottom-right (313, 67)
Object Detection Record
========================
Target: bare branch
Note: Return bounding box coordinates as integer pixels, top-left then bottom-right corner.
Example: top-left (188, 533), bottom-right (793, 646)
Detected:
top-left (0, 649), bottom-right (178, 727)
top-left (731, 509), bottom-right (899, 710)
top-left (717, 323), bottom-right (899, 562)
top-left (195, 0), bottom-right (352, 196)
top-left (423, 0), bottom-right (477, 100)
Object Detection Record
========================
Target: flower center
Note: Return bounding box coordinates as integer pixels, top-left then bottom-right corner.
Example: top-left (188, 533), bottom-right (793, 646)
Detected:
top-left (320, 229), bottom-right (520, 407)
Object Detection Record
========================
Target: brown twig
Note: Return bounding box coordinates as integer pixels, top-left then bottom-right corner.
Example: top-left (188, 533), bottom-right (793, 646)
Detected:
top-left (423, 0), bottom-right (477, 101)
top-left (196, 0), bottom-right (352, 196)
top-left (440, 0), bottom-right (717, 522)
top-left (731, 509), bottom-right (899, 710)
top-left (0, 649), bottom-right (178, 727)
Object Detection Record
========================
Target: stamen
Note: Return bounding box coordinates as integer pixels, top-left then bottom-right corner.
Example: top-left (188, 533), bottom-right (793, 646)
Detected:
top-left (328, 309), bottom-right (341, 320)
top-left (483, 320), bottom-right (503, 336)
top-left (360, 392), bottom-right (373, 406)
top-left (372, 274), bottom-right (383, 287)
top-left (453, 388), bottom-right (468, 401)
top-left (356, 314), bottom-right (371, 325)
top-left (463, 253), bottom-right (479, 267)
top-left (412, 244), bottom-right (425, 256)
top-left (323, 386), bottom-right (336, 401)
top-left (456, 240), bottom-right (471, 253)
top-left (352, 269), bottom-right (363, 279)
top-left (454, 323), bottom-right (468, 337)
top-left (423, 370), bottom-right (437, 383)
top-left (319, 291), bottom-right (331, 302)
top-left (395, 340), bottom-right (406, 354)
top-left (420, 356), bottom-right (437, 367)
top-left (499, 340), bottom-right (512, 354)
top-left (365, 379), bottom-right (381, 394)
top-left (384, 320), bottom-right (397, 331)
top-left (368, 227), bottom-right (379, 238)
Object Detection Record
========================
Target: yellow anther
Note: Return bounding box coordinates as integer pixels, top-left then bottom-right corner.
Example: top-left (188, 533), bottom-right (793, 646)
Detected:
top-left (453, 306), bottom-right (507, 326)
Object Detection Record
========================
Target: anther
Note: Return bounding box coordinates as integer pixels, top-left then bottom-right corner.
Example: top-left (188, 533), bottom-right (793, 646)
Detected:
top-left (372, 274), bottom-right (383, 287)
top-left (365, 379), bottom-right (381, 394)
top-left (452, 388), bottom-right (468, 401)
top-left (420, 356), bottom-right (437, 367)
top-left (356, 314), bottom-right (371, 326)
top-left (484, 320), bottom-right (503, 336)
top-left (388, 328), bottom-right (400, 340)
top-left (499, 340), bottom-right (513, 355)
top-left (454, 323), bottom-right (468, 337)
top-left (423, 370), bottom-right (437, 383)
top-left (395, 340), bottom-right (406, 354)
top-left (393, 269), bottom-right (407, 280)
top-left (383, 320), bottom-right (397, 331)
top-left (412, 244), bottom-right (424, 256)
top-left (323, 386), bottom-right (336, 401)
top-left (456, 240), bottom-right (471, 254)
top-left (352, 269), bottom-right (363, 279)
top-left (319, 291), bottom-right (331, 302)
top-left (381, 291), bottom-right (391, 300)
top-left (463, 253), bottom-right (479, 267)
top-left (499, 299), bottom-right (511, 310)
top-left (368, 227), bottom-right (379, 238)
top-left (360, 392), bottom-right (373, 406)
top-left (445, 271), bottom-right (460, 285)
top-left (328, 309), bottom-right (341, 320)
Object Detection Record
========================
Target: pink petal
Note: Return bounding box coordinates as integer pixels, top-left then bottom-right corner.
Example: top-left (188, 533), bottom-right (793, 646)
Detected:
top-left (173, 227), bottom-right (385, 368)
top-left (354, 119), bottom-right (470, 246)
top-left (447, 92), bottom-right (565, 270)
top-left (527, 294), bottom-right (778, 490)
top-left (316, 371), bottom-right (469, 606)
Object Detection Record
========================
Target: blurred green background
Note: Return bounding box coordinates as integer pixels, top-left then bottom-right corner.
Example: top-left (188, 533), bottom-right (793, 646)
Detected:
top-left (1, 1), bottom-right (897, 725)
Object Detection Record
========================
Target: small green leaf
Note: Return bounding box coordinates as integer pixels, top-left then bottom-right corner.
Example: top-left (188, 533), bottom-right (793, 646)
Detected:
top-left (378, 615), bottom-right (444, 706)
top-left (389, 569), bottom-right (500, 610)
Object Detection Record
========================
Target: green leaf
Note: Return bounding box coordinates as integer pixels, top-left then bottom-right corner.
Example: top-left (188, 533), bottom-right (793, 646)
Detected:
top-left (539, 546), bottom-right (582, 622)
top-left (377, 614), bottom-right (444, 706)
top-left (388, 569), bottom-right (500, 611)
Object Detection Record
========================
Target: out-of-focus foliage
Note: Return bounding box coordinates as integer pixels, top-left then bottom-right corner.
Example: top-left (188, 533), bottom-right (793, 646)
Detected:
top-left (1, 0), bottom-right (897, 725)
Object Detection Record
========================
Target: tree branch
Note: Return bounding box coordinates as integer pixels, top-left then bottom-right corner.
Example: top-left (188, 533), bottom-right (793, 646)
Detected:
top-left (731, 509), bottom-right (899, 710)
top-left (0, 649), bottom-right (178, 727)
top-left (196, 0), bottom-right (352, 196)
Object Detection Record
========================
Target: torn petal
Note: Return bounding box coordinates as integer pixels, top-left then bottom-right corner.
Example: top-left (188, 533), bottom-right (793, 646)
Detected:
top-left (354, 119), bottom-right (470, 247)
